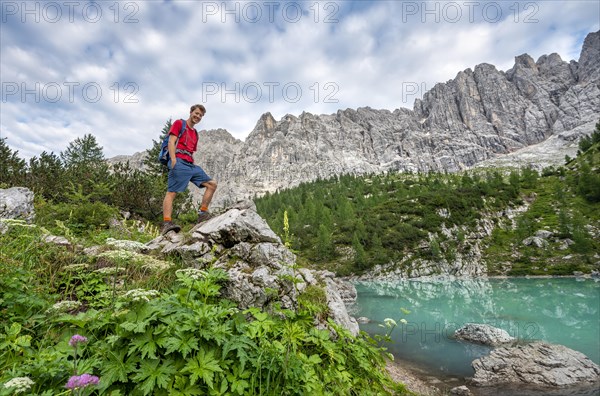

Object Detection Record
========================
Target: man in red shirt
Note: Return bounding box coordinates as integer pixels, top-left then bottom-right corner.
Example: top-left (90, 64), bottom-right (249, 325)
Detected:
top-left (161, 104), bottom-right (217, 235)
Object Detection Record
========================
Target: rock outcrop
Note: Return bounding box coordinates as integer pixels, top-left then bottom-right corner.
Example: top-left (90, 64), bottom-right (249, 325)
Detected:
top-left (0, 187), bottom-right (34, 222)
top-left (470, 342), bottom-right (600, 388)
top-left (145, 201), bottom-right (359, 335)
top-left (0, 187), bottom-right (35, 233)
top-left (454, 323), bottom-right (515, 346)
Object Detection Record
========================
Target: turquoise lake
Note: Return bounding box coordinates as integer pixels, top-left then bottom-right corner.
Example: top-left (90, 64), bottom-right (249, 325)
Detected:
top-left (352, 278), bottom-right (600, 379)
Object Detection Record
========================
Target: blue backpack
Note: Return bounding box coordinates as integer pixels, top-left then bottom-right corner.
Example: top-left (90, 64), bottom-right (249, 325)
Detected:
top-left (158, 119), bottom-right (186, 165)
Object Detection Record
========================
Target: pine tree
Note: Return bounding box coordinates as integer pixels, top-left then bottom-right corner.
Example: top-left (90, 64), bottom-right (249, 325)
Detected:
top-left (61, 133), bottom-right (105, 167)
top-left (508, 170), bottom-right (520, 193)
top-left (315, 223), bottom-right (334, 261)
top-left (352, 232), bottom-right (367, 270)
top-left (371, 233), bottom-right (388, 265)
top-left (521, 167), bottom-right (539, 189)
top-left (109, 161), bottom-right (167, 219)
top-left (61, 134), bottom-right (110, 201)
top-left (0, 137), bottom-right (27, 187)
top-left (336, 196), bottom-right (355, 232)
top-left (26, 151), bottom-right (64, 201)
top-left (144, 119), bottom-right (173, 175)
top-left (576, 162), bottom-right (600, 203)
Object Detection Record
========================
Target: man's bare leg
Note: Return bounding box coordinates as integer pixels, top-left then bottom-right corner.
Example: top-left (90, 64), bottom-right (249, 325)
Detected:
top-left (161, 191), bottom-right (181, 234)
top-left (200, 180), bottom-right (218, 209)
top-left (197, 180), bottom-right (218, 223)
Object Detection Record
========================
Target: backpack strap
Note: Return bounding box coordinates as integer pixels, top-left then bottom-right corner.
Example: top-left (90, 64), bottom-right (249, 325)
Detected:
top-left (178, 118), bottom-right (186, 137)
top-left (175, 119), bottom-right (194, 157)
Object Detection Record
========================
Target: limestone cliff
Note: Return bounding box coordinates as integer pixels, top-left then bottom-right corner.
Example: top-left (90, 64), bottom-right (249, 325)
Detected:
top-left (191, 31), bottom-right (599, 207)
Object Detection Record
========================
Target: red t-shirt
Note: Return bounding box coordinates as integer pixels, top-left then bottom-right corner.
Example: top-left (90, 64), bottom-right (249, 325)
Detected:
top-left (169, 119), bottom-right (198, 163)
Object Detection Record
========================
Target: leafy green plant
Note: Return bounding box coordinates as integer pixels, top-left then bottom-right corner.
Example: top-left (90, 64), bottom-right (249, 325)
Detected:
top-left (0, 222), bottom-right (406, 395)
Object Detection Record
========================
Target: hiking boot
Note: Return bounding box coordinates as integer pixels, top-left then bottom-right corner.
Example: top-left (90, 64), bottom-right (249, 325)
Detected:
top-left (161, 221), bottom-right (181, 235)
top-left (196, 211), bottom-right (214, 224)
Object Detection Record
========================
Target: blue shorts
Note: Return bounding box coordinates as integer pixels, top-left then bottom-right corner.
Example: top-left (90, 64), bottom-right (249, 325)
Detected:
top-left (167, 159), bottom-right (212, 193)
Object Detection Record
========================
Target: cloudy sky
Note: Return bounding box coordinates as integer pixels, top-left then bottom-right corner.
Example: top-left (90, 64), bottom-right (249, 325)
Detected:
top-left (1, 0), bottom-right (598, 160)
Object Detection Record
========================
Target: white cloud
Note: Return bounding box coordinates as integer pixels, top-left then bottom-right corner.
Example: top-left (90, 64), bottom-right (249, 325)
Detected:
top-left (1, 0), bottom-right (598, 160)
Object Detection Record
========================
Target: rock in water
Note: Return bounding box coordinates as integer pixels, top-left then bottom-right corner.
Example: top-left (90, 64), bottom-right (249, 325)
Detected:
top-left (454, 323), bottom-right (515, 346)
top-left (471, 342), bottom-right (600, 388)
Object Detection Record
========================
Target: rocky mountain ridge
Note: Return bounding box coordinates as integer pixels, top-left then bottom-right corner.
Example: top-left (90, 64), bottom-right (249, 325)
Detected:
top-left (112, 32), bottom-right (599, 208)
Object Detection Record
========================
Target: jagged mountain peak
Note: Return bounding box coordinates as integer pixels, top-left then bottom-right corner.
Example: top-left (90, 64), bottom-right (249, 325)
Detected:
top-left (578, 30), bottom-right (600, 82)
top-left (195, 31), bottom-right (599, 207)
top-left (202, 128), bottom-right (241, 145)
top-left (514, 53), bottom-right (538, 70)
top-left (102, 32), bottom-right (597, 209)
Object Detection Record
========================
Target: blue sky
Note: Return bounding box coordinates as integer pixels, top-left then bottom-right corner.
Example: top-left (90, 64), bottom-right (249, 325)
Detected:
top-left (1, 0), bottom-right (598, 160)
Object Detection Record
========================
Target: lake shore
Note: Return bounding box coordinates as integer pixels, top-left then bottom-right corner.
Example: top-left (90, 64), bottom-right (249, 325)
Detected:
top-left (350, 273), bottom-right (600, 283)
top-left (386, 358), bottom-right (445, 395)
top-left (384, 355), bottom-right (483, 395)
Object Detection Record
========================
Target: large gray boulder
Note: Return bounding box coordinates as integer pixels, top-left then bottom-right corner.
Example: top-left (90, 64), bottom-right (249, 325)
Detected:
top-left (470, 342), bottom-right (600, 388)
top-left (454, 323), bottom-right (515, 346)
top-left (322, 274), bottom-right (359, 336)
top-left (192, 208), bottom-right (281, 246)
top-left (0, 187), bottom-right (35, 222)
top-left (145, 202), bottom-right (359, 336)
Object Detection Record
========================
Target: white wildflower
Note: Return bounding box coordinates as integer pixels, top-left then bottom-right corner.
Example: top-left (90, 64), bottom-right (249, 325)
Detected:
top-left (400, 318), bottom-right (408, 324)
top-left (176, 268), bottom-right (206, 280)
top-left (383, 318), bottom-right (397, 327)
top-left (94, 267), bottom-right (125, 275)
top-left (105, 238), bottom-right (146, 252)
top-left (98, 250), bottom-right (135, 261)
top-left (122, 289), bottom-right (160, 302)
top-left (141, 258), bottom-right (173, 272)
top-left (47, 300), bottom-right (82, 314)
top-left (3, 376), bottom-right (34, 393)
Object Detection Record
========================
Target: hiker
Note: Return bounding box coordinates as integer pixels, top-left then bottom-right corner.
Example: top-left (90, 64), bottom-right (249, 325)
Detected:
top-left (161, 104), bottom-right (217, 235)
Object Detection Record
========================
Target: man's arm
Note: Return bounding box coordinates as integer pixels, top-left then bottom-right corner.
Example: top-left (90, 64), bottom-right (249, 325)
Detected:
top-left (168, 133), bottom-right (178, 168)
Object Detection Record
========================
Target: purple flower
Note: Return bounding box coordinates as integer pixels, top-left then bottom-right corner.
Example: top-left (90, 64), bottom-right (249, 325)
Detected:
top-left (65, 374), bottom-right (99, 390)
top-left (69, 334), bottom-right (88, 347)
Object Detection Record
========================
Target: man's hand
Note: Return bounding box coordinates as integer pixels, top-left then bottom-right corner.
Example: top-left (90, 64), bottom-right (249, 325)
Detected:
top-left (168, 133), bottom-right (178, 168)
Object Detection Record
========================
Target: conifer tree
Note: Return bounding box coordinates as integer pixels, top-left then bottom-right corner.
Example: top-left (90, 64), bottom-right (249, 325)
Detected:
top-left (143, 118), bottom-right (173, 175)
top-left (61, 134), bottom-right (110, 201)
top-left (26, 151), bottom-right (64, 201)
top-left (0, 137), bottom-right (27, 187)
top-left (336, 196), bottom-right (355, 231)
top-left (352, 232), bottom-right (367, 270)
top-left (315, 223), bottom-right (334, 261)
